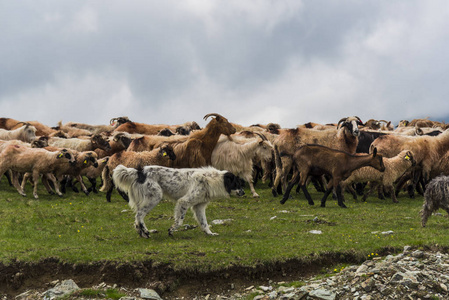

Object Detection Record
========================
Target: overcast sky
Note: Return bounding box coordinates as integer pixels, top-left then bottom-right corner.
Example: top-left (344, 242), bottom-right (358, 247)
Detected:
top-left (1, 1), bottom-right (449, 129)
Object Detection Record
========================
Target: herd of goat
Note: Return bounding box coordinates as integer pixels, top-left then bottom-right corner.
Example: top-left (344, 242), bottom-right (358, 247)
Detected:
top-left (1, 114), bottom-right (449, 226)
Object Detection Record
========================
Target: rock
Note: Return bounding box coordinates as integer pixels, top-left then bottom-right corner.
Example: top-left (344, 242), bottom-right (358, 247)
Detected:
top-left (308, 288), bottom-right (336, 300)
top-left (309, 230), bottom-right (322, 234)
top-left (138, 288), bottom-right (163, 300)
top-left (43, 279), bottom-right (80, 300)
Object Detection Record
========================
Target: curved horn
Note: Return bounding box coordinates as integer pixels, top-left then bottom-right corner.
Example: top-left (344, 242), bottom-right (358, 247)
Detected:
top-left (337, 117), bottom-right (348, 128)
top-left (354, 116), bottom-right (363, 125)
top-left (203, 113), bottom-right (224, 121)
top-left (110, 117), bottom-right (118, 125)
top-left (255, 132), bottom-right (268, 141)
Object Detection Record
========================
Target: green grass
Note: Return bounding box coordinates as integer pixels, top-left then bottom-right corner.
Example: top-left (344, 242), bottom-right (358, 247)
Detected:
top-left (1, 178), bottom-right (448, 272)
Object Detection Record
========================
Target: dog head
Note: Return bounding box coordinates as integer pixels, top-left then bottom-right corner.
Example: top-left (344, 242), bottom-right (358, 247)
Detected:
top-left (223, 172), bottom-right (245, 196)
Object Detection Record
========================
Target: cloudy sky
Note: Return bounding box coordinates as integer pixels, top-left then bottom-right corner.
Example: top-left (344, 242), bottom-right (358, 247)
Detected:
top-left (1, 1), bottom-right (449, 129)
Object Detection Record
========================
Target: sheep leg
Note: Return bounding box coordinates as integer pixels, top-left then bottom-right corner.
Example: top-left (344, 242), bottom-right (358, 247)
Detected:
top-left (4, 170), bottom-right (13, 186)
top-left (362, 182), bottom-right (375, 202)
top-left (387, 185), bottom-right (399, 203)
top-left (32, 171), bottom-right (40, 199)
top-left (87, 177), bottom-right (98, 193)
top-left (75, 175), bottom-right (90, 195)
top-left (345, 184), bottom-right (358, 200)
top-left (192, 203), bottom-right (217, 236)
top-left (41, 174), bottom-right (56, 195)
top-left (11, 171), bottom-right (27, 197)
top-left (20, 173), bottom-right (31, 192)
top-left (46, 173), bottom-right (64, 197)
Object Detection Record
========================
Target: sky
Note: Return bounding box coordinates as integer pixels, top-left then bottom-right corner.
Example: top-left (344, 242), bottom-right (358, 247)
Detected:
top-left (1, 0), bottom-right (449, 129)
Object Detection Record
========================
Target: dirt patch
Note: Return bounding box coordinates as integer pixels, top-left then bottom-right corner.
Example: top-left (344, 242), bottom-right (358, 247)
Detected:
top-left (0, 249), bottom-right (399, 299)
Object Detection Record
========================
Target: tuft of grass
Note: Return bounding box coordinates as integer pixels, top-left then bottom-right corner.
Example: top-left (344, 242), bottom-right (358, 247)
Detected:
top-left (1, 178), bottom-right (449, 272)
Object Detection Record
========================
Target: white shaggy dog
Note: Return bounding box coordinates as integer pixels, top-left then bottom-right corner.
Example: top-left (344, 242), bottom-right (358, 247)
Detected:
top-left (112, 165), bottom-right (245, 238)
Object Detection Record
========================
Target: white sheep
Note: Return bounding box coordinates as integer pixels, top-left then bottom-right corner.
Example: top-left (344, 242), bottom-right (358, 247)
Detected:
top-left (341, 150), bottom-right (416, 203)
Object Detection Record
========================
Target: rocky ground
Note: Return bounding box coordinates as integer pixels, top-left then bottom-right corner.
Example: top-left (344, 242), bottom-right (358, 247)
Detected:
top-left (2, 246), bottom-right (449, 299)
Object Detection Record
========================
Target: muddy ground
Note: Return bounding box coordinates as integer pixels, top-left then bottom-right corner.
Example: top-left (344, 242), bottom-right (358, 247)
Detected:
top-left (0, 250), bottom-right (396, 299)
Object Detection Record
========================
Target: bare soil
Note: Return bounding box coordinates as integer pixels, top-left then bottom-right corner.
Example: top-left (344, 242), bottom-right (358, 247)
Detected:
top-left (0, 250), bottom-right (390, 299)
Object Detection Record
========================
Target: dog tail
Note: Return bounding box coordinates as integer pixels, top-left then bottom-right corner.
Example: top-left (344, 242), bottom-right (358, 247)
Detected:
top-left (112, 164), bottom-right (139, 194)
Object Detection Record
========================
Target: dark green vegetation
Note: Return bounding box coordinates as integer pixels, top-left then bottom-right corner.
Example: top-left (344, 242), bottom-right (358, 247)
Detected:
top-left (1, 178), bottom-right (448, 270)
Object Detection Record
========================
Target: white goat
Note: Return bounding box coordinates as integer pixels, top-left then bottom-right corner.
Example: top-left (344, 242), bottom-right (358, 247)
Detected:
top-left (0, 124), bottom-right (36, 143)
top-left (211, 133), bottom-right (273, 197)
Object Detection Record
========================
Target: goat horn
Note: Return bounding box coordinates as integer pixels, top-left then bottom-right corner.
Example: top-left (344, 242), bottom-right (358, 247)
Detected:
top-left (337, 117), bottom-right (347, 128)
top-left (203, 113), bottom-right (224, 121)
top-left (255, 132), bottom-right (267, 141)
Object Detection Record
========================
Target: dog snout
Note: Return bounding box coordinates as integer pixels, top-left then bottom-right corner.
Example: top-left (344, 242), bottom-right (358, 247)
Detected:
top-left (232, 188), bottom-right (245, 196)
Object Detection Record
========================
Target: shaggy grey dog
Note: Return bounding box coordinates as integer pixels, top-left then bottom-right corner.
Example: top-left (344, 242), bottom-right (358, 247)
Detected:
top-left (420, 175), bottom-right (449, 227)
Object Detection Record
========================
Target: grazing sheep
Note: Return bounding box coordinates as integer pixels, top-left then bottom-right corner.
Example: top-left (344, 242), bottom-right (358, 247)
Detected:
top-left (0, 124), bottom-right (37, 143)
top-left (420, 176), bottom-right (449, 227)
top-left (0, 145), bottom-right (76, 198)
top-left (280, 145), bottom-right (385, 208)
top-left (100, 145), bottom-right (177, 202)
top-left (341, 150), bottom-right (416, 203)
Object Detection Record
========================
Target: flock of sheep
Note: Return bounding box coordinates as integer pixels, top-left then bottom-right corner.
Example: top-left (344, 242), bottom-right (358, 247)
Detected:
top-left (0, 114), bottom-right (449, 227)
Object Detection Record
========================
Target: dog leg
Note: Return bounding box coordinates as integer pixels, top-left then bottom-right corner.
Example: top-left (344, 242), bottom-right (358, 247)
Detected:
top-left (169, 200), bottom-right (190, 236)
top-left (129, 191), bottom-right (162, 239)
top-left (192, 203), bottom-right (217, 236)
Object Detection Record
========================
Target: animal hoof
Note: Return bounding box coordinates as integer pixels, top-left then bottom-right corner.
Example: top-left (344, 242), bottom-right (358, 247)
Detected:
top-left (83, 190), bottom-right (90, 196)
top-left (272, 190), bottom-right (278, 197)
top-left (280, 199), bottom-right (286, 205)
top-left (308, 201), bottom-right (315, 206)
top-left (140, 232), bottom-right (150, 239)
top-left (320, 203), bottom-right (326, 208)
top-left (339, 203), bottom-right (348, 208)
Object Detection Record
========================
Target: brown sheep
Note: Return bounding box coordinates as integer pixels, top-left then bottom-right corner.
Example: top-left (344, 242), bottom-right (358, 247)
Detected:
top-left (0, 145), bottom-right (76, 198)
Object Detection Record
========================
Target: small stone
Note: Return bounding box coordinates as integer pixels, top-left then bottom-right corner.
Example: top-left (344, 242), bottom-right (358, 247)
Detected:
top-left (138, 288), bottom-right (162, 300)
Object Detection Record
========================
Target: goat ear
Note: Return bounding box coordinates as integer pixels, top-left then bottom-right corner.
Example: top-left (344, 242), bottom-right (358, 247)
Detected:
top-left (372, 147), bottom-right (377, 157)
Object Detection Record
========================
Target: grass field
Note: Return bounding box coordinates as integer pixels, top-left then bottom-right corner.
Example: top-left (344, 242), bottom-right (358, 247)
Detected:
top-left (1, 177), bottom-right (448, 273)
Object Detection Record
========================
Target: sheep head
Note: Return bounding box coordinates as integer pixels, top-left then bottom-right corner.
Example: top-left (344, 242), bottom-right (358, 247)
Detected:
top-left (159, 144), bottom-right (177, 161)
top-left (92, 134), bottom-right (112, 151)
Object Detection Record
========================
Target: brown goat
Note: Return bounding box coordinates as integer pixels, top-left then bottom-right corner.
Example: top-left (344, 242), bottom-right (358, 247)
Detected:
top-left (127, 113), bottom-right (236, 168)
top-left (272, 116), bottom-right (363, 196)
top-left (280, 144), bottom-right (385, 208)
